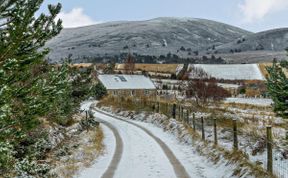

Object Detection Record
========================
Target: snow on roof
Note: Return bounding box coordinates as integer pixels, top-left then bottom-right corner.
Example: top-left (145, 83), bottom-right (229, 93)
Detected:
top-left (98, 75), bottom-right (156, 90)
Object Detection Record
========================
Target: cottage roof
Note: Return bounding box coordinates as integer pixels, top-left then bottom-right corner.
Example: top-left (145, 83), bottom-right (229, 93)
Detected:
top-left (98, 75), bottom-right (156, 90)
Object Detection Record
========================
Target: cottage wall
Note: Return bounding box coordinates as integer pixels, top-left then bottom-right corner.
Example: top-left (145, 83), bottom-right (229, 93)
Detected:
top-left (107, 89), bottom-right (156, 99)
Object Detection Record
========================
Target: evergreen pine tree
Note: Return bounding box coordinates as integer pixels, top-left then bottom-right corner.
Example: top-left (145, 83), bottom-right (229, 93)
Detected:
top-left (0, 0), bottom-right (63, 175)
top-left (266, 59), bottom-right (288, 116)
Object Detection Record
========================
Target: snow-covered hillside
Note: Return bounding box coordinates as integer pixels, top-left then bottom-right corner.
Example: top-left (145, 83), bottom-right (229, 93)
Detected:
top-left (45, 17), bottom-right (250, 63)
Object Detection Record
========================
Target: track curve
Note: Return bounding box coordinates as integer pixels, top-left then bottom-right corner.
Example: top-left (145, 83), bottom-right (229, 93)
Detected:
top-left (93, 109), bottom-right (190, 178)
top-left (96, 120), bottom-right (124, 178)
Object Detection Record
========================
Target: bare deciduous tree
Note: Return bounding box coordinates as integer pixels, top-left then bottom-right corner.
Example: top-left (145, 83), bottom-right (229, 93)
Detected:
top-left (186, 79), bottom-right (230, 105)
top-left (185, 66), bottom-right (230, 105)
top-left (124, 53), bottom-right (135, 74)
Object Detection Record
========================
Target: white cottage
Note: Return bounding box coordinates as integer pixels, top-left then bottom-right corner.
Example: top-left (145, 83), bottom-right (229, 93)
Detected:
top-left (98, 75), bottom-right (157, 98)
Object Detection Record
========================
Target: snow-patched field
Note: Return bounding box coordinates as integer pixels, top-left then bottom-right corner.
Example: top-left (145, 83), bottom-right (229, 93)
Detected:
top-left (189, 64), bottom-right (265, 80)
top-left (225, 97), bottom-right (273, 106)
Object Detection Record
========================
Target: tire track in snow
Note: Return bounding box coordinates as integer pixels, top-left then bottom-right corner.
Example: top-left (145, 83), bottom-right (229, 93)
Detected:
top-left (97, 119), bottom-right (124, 178)
top-left (94, 109), bottom-right (190, 178)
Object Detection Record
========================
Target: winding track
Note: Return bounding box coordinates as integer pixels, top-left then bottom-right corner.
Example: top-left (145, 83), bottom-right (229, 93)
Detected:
top-left (96, 119), bottom-right (123, 178)
top-left (93, 109), bottom-right (190, 178)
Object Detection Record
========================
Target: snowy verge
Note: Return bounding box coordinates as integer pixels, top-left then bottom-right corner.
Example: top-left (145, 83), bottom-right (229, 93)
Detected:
top-left (78, 125), bottom-right (116, 178)
top-left (48, 101), bottom-right (104, 177)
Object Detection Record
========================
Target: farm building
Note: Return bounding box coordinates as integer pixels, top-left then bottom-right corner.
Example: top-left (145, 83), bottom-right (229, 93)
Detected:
top-left (98, 74), bottom-right (157, 98)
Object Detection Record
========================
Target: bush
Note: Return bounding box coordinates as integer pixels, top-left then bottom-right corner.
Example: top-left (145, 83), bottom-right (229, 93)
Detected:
top-left (239, 88), bottom-right (246, 94)
top-left (0, 142), bottom-right (15, 172)
top-left (162, 84), bottom-right (169, 90)
top-left (95, 83), bottom-right (107, 100)
top-left (280, 60), bottom-right (288, 69)
top-left (15, 158), bottom-right (50, 177)
top-left (186, 79), bottom-right (231, 105)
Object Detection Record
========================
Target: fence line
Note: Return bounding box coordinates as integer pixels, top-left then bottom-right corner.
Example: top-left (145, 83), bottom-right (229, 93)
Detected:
top-left (116, 97), bottom-right (287, 178)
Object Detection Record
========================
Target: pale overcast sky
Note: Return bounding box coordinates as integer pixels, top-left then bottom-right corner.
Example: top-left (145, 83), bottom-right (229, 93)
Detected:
top-left (40, 0), bottom-right (288, 32)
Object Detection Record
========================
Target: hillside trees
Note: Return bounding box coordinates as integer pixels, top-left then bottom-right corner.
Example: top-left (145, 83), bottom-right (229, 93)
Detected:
top-left (266, 60), bottom-right (288, 117)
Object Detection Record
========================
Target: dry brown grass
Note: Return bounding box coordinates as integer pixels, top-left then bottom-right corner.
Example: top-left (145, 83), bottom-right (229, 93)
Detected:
top-left (115, 63), bottom-right (181, 74)
top-left (81, 127), bottom-right (104, 166)
top-left (259, 63), bottom-right (288, 78)
top-left (51, 127), bottom-right (104, 178)
top-left (57, 164), bottom-right (80, 178)
top-left (215, 117), bottom-right (245, 128)
top-left (259, 63), bottom-right (271, 79)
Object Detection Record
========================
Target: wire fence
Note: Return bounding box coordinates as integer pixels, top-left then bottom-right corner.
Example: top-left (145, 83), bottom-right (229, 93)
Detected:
top-left (148, 99), bottom-right (288, 178)
top-left (109, 96), bottom-right (288, 178)
top-left (272, 143), bottom-right (288, 178)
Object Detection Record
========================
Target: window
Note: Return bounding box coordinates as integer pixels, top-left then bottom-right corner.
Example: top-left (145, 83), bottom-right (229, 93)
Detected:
top-left (114, 78), bottom-right (119, 82)
top-left (113, 91), bottom-right (117, 96)
top-left (144, 90), bottom-right (149, 95)
top-left (118, 76), bottom-right (127, 82)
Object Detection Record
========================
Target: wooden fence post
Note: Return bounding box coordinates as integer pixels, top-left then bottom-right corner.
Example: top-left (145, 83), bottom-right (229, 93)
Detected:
top-left (85, 110), bottom-right (89, 132)
top-left (172, 104), bottom-right (176, 119)
top-left (167, 103), bottom-right (170, 117)
top-left (157, 102), bottom-right (160, 113)
top-left (233, 119), bottom-right (238, 150)
top-left (214, 118), bottom-right (218, 145)
top-left (178, 105), bottom-right (180, 120)
top-left (178, 104), bottom-right (181, 120)
top-left (180, 104), bottom-right (183, 121)
top-left (186, 109), bottom-right (189, 124)
top-left (267, 126), bottom-right (273, 174)
top-left (193, 113), bottom-right (196, 130)
top-left (167, 103), bottom-right (169, 116)
top-left (201, 117), bottom-right (205, 140)
top-left (182, 107), bottom-right (185, 122)
top-left (187, 109), bottom-right (191, 125)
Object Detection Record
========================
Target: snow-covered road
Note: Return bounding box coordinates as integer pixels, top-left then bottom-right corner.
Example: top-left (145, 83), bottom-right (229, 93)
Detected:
top-left (78, 101), bottom-right (234, 178)
top-left (90, 111), bottom-right (187, 178)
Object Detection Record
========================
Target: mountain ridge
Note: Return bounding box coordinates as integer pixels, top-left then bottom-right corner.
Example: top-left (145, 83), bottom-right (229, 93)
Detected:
top-left (45, 17), bottom-right (287, 64)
